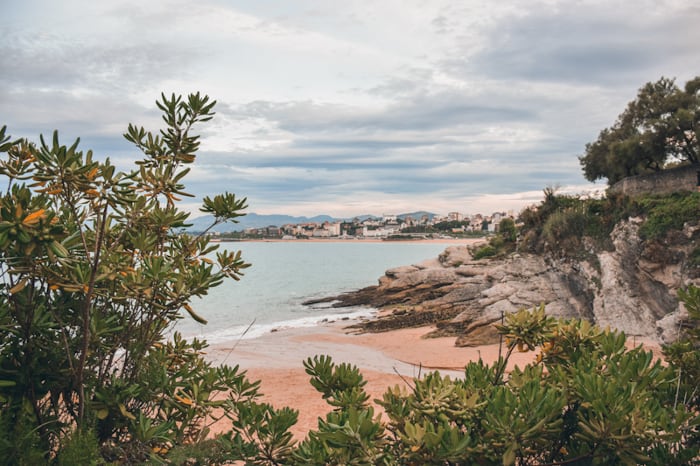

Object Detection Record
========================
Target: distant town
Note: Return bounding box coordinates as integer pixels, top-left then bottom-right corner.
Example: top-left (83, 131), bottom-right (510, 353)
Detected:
top-left (208, 211), bottom-right (516, 240)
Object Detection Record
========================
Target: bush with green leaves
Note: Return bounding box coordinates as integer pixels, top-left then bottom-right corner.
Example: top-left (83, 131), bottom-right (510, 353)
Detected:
top-left (224, 297), bottom-right (699, 466)
top-left (472, 244), bottom-right (498, 260)
top-left (637, 192), bottom-right (700, 240)
top-left (471, 218), bottom-right (518, 260)
top-left (0, 93), bottom-right (257, 463)
top-left (517, 187), bottom-right (699, 264)
top-left (663, 286), bottom-right (700, 412)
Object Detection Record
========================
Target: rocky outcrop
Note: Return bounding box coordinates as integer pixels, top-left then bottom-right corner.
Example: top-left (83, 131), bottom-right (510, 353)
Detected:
top-left (307, 220), bottom-right (699, 346)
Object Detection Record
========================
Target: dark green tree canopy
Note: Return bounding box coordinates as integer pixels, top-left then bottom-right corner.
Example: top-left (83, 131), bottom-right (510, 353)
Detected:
top-left (579, 76), bottom-right (700, 184)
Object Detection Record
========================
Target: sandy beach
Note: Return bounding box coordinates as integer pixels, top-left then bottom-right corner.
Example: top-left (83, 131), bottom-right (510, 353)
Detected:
top-left (206, 321), bottom-right (537, 439)
top-left (205, 315), bottom-right (664, 440)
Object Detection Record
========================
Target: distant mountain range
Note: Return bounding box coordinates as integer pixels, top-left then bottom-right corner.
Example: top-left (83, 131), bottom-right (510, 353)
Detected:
top-left (185, 211), bottom-right (439, 232)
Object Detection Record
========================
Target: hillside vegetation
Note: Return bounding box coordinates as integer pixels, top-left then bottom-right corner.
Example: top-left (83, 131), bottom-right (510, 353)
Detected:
top-left (473, 187), bottom-right (699, 273)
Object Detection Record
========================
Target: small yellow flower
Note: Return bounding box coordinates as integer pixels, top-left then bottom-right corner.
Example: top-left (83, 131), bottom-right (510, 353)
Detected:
top-left (152, 445), bottom-right (169, 455)
top-left (22, 209), bottom-right (46, 226)
top-left (174, 394), bottom-right (193, 406)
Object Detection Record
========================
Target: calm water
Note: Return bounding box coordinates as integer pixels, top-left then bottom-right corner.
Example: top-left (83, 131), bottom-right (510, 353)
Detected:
top-left (174, 241), bottom-right (460, 343)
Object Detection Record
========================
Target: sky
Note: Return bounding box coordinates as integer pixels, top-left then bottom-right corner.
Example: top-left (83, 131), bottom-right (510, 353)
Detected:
top-left (2, 0), bottom-right (699, 218)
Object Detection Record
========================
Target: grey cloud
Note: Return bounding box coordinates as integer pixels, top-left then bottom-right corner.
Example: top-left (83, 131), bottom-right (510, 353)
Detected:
top-left (0, 23), bottom-right (198, 166)
top-left (367, 75), bottom-right (429, 99)
top-left (431, 15), bottom-right (451, 35)
top-left (0, 89), bottom-right (155, 143)
top-left (377, 96), bottom-right (535, 131)
top-left (235, 90), bottom-right (535, 135)
top-left (197, 148), bottom-right (438, 172)
top-left (193, 140), bottom-right (584, 203)
top-left (293, 138), bottom-right (441, 151)
top-left (210, 83), bottom-right (586, 202)
top-left (2, 36), bottom-right (187, 92)
top-left (0, 5), bottom-right (206, 105)
top-left (448, 3), bottom-right (700, 86)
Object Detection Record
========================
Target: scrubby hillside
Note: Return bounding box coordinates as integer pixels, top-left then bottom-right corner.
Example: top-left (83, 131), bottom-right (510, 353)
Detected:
top-left (319, 189), bottom-right (700, 345)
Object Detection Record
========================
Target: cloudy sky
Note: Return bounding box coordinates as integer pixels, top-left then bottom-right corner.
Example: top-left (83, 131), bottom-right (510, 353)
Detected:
top-left (2, 0), bottom-right (698, 218)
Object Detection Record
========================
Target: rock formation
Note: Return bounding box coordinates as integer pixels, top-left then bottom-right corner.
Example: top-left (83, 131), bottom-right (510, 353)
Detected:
top-left (306, 219), bottom-right (699, 346)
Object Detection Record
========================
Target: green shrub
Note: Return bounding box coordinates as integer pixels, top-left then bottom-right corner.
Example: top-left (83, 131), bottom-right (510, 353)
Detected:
top-left (279, 298), bottom-right (700, 465)
top-left (638, 192), bottom-right (700, 239)
top-left (0, 399), bottom-right (48, 465)
top-left (517, 188), bottom-right (605, 254)
top-left (473, 244), bottom-right (497, 259)
top-left (518, 188), bottom-right (699, 258)
top-left (0, 95), bottom-right (251, 463)
top-left (498, 217), bottom-right (517, 243)
top-left (542, 208), bottom-right (587, 244)
top-left (56, 429), bottom-right (101, 466)
top-left (471, 219), bottom-right (518, 260)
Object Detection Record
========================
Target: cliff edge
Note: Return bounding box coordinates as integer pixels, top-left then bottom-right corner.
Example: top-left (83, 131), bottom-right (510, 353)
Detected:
top-left (308, 215), bottom-right (699, 346)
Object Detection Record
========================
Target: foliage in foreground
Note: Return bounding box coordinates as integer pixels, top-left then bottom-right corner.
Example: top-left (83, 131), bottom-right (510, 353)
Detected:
top-left (219, 297), bottom-right (699, 466)
top-left (0, 94), bottom-right (252, 463)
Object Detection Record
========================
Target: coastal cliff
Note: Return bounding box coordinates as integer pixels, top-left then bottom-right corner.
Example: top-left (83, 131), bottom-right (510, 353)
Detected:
top-left (308, 217), bottom-right (699, 346)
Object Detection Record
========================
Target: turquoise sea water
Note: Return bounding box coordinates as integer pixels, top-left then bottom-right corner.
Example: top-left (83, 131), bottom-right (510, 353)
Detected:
top-left (174, 241), bottom-right (461, 343)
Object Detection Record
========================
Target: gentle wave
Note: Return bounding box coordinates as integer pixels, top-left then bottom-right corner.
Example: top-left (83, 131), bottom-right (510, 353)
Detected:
top-left (180, 306), bottom-right (377, 344)
top-left (173, 241), bottom-right (460, 343)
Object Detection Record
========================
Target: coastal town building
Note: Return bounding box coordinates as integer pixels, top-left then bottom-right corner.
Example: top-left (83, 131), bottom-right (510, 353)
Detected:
top-left (362, 225), bottom-right (400, 238)
top-left (214, 210), bottom-right (499, 240)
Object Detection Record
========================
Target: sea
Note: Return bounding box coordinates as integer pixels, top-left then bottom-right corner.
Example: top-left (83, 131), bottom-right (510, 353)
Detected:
top-left (173, 240), bottom-right (461, 344)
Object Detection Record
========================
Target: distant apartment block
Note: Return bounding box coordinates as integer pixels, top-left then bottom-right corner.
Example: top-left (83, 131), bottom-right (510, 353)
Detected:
top-left (362, 225), bottom-right (399, 238)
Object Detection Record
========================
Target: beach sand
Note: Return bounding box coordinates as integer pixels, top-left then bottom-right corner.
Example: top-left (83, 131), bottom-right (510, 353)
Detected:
top-left (206, 322), bottom-right (538, 439)
top-left (206, 320), bottom-right (663, 440)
